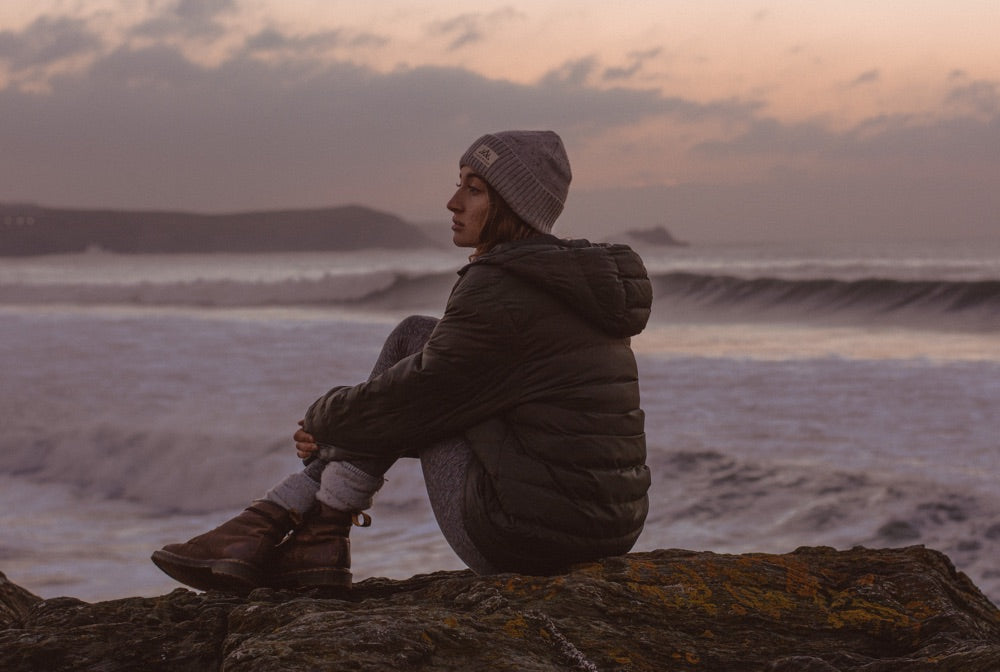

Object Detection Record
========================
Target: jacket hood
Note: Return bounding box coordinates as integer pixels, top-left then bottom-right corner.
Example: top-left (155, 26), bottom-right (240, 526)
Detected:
top-left (463, 235), bottom-right (652, 337)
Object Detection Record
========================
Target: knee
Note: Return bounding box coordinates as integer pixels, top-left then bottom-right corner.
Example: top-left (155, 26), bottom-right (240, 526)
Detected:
top-left (396, 315), bottom-right (438, 332)
top-left (387, 315), bottom-right (439, 343)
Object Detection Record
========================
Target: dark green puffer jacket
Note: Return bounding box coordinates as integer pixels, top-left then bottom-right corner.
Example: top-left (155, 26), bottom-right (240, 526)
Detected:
top-left (304, 234), bottom-right (652, 572)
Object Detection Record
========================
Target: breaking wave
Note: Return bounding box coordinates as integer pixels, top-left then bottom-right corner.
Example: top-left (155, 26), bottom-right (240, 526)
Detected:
top-left (1, 269), bottom-right (998, 330)
top-left (651, 272), bottom-right (1000, 330)
top-left (0, 270), bottom-right (458, 311)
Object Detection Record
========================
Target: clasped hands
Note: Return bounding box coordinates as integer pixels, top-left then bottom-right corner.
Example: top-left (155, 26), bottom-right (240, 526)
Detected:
top-left (294, 419), bottom-right (319, 460)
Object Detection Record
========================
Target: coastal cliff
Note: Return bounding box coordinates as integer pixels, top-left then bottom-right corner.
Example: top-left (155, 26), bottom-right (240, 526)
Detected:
top-left (2, 546), bottom-right (998, 671)
top-left (0, 204), bottom-right (438, 256)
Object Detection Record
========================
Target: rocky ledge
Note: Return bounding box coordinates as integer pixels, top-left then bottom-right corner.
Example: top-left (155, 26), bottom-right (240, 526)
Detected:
top-left (2, 546), bottom-right (999, 671)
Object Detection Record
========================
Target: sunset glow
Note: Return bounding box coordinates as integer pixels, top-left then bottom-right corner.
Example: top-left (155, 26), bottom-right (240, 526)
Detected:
top-left (1, 1), bottom-right (997, 241)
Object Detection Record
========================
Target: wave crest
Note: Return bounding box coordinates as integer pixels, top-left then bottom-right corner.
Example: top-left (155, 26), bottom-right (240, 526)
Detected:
top-left (652, 272), bottom-right (1000, 330)
top-left (2, 269), bottom-right (997, 330)
top-left (0, 270), bottom-right (457, 310)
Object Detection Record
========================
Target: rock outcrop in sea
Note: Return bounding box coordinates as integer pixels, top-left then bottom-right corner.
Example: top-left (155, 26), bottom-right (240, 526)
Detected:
top-left (2, 546), bottom-right (999, 671)
top-left (618, 226), bottom-right (689, 247)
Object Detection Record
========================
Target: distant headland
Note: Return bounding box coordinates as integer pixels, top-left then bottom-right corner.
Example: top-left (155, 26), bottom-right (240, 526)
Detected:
top-left (619, 225), bottom-right (688, 247)
top-left (0, 204), bottom-right (439, 256)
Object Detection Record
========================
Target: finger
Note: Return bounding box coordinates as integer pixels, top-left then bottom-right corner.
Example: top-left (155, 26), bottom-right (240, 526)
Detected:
top-left (293, 428), bottom-right (315, 443)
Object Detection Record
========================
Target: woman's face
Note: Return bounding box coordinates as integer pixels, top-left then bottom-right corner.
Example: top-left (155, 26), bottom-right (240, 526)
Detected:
top-left (447, 165), bottom-right (490, 248)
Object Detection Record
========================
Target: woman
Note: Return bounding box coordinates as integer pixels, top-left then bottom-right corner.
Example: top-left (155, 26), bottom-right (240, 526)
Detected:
top-left (152, 130), bottom-right (652, 592)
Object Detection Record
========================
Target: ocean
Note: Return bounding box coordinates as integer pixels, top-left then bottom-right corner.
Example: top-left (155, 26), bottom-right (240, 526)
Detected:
top-left (1, 237), bottom-right (997, 604)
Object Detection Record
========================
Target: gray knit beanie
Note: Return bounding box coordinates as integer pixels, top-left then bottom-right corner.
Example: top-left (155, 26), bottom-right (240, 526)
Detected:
top-left (459, 130), bottom-right (572, 234)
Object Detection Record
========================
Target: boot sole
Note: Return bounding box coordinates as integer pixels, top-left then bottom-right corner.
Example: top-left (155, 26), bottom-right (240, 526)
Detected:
top-left (270, 567), bottom-right (352, 591)
top-left (151, 549), bottom-right (262, 593)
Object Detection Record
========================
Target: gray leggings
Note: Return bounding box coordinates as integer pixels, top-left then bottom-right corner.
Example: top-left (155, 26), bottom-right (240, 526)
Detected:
top-left (266, 315), bottom-right (498, 574)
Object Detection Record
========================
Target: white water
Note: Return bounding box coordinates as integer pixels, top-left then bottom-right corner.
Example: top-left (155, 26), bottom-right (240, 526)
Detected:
top-left (1, 240), bottom-right (998, 604)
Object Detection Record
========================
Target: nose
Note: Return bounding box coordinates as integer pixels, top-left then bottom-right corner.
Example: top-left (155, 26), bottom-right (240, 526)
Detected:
top-left (447, 188), bottom-right (461, 213)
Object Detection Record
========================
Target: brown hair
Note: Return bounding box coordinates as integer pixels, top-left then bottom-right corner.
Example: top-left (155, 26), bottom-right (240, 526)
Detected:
top-left (471, 184), bottom-right (541, 259)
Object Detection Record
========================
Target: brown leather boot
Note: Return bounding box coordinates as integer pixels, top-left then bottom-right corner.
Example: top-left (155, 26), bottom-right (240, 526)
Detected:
top-left (150, 500), bottom-right (294, 593)
top-left (269, 502), bottom-right (371, 590)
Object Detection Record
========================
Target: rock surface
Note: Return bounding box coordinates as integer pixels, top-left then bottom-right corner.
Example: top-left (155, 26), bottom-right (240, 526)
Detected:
top-left (2, 546), bottom-right (999, 671)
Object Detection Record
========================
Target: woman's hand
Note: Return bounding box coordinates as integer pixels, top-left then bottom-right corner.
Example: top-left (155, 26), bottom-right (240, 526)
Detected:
top-left (294, 419), bottom-right (319, 460)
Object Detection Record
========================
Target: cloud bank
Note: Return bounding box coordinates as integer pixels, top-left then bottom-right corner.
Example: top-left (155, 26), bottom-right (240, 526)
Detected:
top-left (1, 4), bottom-right (997, 242)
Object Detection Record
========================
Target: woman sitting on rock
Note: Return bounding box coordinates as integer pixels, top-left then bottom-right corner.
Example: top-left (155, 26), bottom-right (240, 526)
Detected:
top-left (152, 130), bottom-right (652, 592)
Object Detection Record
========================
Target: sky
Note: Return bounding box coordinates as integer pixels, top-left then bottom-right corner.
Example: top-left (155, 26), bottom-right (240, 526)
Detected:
top-left (1, 0), bottom-right (998, 242)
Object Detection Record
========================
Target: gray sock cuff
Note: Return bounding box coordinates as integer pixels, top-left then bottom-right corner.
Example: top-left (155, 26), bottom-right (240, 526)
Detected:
top-left (317, 460), bottom-right (385, 512)
top-left (263, 471), bottom-right (321, 516)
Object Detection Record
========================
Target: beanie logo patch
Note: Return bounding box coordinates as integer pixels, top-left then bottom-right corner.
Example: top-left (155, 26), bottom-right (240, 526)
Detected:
top-left (472, 144), bottom-right (499, 168)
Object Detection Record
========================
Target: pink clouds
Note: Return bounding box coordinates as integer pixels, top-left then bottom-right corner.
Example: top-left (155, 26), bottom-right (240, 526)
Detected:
top-left (1, 2), bottom-right (997, 241)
